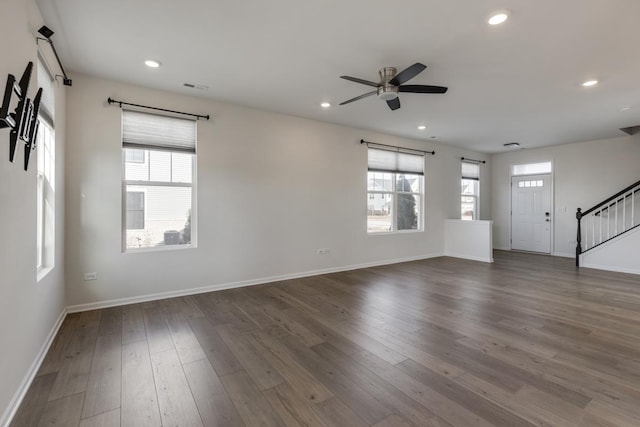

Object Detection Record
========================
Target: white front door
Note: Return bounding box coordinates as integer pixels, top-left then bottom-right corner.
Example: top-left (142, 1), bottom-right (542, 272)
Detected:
top-left (511, 174), bottom-right (551, 253)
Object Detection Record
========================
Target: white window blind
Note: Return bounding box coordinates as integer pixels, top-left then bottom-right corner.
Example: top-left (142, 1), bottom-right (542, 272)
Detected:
top-left (368, 148), bottom-right (424, 175)
top-left (461, 161), bottom-right (479, 180)
top-left (122, 110), bottom-right (196, 153)
top-left (37, 57), bottom-right (55, 124)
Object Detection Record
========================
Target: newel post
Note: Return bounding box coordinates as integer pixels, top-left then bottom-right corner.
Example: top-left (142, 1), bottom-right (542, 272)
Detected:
top-left (576, 208), bottom-right (583, 267)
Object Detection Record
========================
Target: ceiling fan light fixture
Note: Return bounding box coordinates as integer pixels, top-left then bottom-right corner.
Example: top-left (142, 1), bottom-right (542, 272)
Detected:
top-left (377, 86), bottom-right (399, 101)
top-left (488, 11), bottom-right (509, 26)
top-left (378, 92), bottom-right (398, 101)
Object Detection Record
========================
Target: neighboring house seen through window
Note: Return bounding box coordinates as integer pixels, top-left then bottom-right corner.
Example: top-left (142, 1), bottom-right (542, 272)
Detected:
top-left (126, 191), bottom-right (145, 230)
top-left (367, 147), bottom-right (424, 233)
top-left (122, 110), bottom-right (196, 250)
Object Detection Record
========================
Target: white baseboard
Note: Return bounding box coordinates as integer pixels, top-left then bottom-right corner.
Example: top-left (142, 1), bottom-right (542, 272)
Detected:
top-left (444, 252), bottom-right (493, 263)
top-left (1, 308), bottom-right (67, 427)
top-left (553, 251), bottom-right (575, 258)
top-left (67, 253), bottom-right (444, 313)
top-left (581, 262), bottom-right (640, 275)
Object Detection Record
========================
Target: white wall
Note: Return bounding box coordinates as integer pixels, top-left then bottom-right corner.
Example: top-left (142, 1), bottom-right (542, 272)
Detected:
top-left (444, 219), bottom-right (493, 263)
top-left (582, 227), bottom-right (640, 275)
top-left (491, 135), bottom-right (640, 256)
top-left (65, 73), bottom-right (490, 308)
top-left (0, 0), bottom-right (66, 424)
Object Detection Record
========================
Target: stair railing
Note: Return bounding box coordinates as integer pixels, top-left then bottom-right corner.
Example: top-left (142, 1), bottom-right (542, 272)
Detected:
top-left (576, 179), bottom-right (640, 266)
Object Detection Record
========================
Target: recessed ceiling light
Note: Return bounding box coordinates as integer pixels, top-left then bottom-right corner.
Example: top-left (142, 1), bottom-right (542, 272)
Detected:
top-left (488, 11), bottom-right (509, 25)
top-left (581, 79), bottom-right (598, 87)
top-left (144, 60), bottom-right (161, 68)
top-left (320, 102), bottom-right (331, 108)
top-left (619, 106), bottom-right (632, 112)
top-left (417, 125), bottom-right (427, 130)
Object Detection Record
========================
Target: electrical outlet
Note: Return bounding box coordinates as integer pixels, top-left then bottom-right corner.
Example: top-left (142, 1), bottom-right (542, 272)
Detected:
top-left (317, 248), bottom-right (330, 255)
top-left (84, 272), bottom-right (97, 281)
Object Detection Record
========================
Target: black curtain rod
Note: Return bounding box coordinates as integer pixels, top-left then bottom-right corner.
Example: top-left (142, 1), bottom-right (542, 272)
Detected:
top-left (360, 139), bottom-right (435, 155)
top-left (107, 97), bottom-right (210, 120)
top-left (461, 157), bottom-right (486, 164)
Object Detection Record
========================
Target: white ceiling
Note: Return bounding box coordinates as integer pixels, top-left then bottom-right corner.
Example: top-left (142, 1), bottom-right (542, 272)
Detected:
top-left (37, 0), bottom-right (640, 153)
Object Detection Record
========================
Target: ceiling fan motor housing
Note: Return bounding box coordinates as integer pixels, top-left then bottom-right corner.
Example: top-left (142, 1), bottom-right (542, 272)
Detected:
top-left (378, 67), bottom-right (399, 100)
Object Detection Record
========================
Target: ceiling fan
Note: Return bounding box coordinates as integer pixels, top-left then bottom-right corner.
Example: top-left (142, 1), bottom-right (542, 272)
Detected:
top-left (339, 63), bottom-right (448, 111)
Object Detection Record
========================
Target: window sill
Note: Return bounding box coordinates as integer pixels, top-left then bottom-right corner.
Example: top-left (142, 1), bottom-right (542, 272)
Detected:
top-left (123, 243), bottom-right (197, 254)
top-left (367, 229), bottom-right (424, 236)
top-left (37, 266), bottom-right (54, 282)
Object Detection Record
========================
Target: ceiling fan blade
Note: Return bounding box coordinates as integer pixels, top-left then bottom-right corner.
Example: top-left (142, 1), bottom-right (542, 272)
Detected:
top-left (386, 97), bottom-right (401, 111)
top-left (399, 85), bottom-right (448, 94)
top-left (340, 76), bottom-right (380, 87)
top-left (339, 90), bottom-right (377, 105)
top-left (390, 63), bottom-right (427, 86)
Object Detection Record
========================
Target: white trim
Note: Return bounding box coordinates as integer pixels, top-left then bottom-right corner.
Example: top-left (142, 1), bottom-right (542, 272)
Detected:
top-left (580, 262), bottom-right (640, 275)
top-left (552, 251), bottom-right (574, 258)
top-left (1, 308), bottom-right (67, 427)
top-left (67, 252), bottom-right (443, 313)
top-left (444, 253), bottom-right (493, 263)
top-left (123, 243), bottom-right (197, 254)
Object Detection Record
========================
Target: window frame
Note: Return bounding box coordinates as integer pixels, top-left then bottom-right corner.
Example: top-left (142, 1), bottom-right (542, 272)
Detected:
top-left (366, 146), bottom-right (425, 235)
top-left (36, 56), bottom-right (55, 278)
top-left (122, 149), bottom-right (197, 252)
top-left (461, 161), bottom-right (480, 221)
top-left (36, 118), bottom-right (55, 271)
top-left (461, 179), bottom-right (479, 221)
top-left (121, 111), bottom-right (197, 253)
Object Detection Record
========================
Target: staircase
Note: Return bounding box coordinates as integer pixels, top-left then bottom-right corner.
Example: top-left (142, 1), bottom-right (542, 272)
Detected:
top-left (576, 179), bottom-right (640, 267)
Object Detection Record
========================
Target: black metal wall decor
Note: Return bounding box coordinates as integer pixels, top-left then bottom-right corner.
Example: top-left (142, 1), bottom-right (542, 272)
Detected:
top-left (0, 62), bottom-right (43, 170)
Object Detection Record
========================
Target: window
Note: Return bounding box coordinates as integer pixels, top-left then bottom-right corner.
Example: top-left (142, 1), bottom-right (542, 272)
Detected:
top-left (512, 161), bottom-right (552, 176)
top-left (36, 57), bottom-right (55, 273)
top-left (122, 110), bottom-right (196, 250)
top-left (461, 161), bottom-right (479, 221)
top-left (367, 148), bottom-right (423, 233)
top-left (518, 180), bottom-right (544, 188)
top-left (126, 191), bottom-right (145, 229)
top-left (125, 149), bottom-right (145, 163)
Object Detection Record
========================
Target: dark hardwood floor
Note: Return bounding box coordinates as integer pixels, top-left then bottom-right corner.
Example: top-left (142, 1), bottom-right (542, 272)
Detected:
top-left (10, 251), bottom-right (640, 426)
